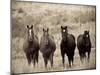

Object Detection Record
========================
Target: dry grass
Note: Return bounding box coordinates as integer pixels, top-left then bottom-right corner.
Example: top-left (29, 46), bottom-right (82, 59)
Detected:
top-left (11, 1), bottom-right (96, 74)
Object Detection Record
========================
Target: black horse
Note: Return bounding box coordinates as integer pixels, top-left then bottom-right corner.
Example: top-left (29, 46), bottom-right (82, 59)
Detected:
top-left (40, 28), bottom-right (56, 68)
top-left (60, 26), bottom-right (76, 67)
top-left (23, 25), bottom-right (39, 66)
top-left (77, 30), bottom-right (91, 62)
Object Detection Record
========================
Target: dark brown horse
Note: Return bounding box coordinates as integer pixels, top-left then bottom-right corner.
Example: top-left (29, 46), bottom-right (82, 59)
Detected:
top-left (40, 28), bottom-right (56, 68)
top-left (23, 25), bottom-right (39, 66)
top-left (77, 30), bottom-right (91, 62)
top-left (60, 26), bottom-right (76, 67)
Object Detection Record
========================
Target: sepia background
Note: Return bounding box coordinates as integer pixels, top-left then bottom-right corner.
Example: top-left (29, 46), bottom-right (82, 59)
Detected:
top-left (11, 1), bottom-right (96, 74)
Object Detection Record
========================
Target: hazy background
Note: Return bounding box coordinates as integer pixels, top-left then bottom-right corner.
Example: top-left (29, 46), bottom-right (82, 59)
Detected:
top-left (11, 1), bottom-right (96, 74)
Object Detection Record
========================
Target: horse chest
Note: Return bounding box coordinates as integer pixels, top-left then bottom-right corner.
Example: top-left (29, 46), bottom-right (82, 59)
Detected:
top-left (61, 40), bottom-right (68, 46)
top-left (82, 41), bottom-right (91, 48)
top-left (28, 42), bottom-right (34, 48)
top-left (61, 42), bottom-right (68, 49)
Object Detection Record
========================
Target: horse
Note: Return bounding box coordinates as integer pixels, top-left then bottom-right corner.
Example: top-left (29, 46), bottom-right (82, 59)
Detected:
top-left (60, 26), bottom-right (76, 67)
top-left (40, 28), bottom-right (56, 68)
top-left (23, 25), bottom-right (39, 66)
top-left (77, 30), bottom-right (91, 63)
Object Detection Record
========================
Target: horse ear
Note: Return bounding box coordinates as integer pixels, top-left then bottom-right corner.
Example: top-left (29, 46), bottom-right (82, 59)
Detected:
top-left (43, 28), bottom-right (45, 32)
top-left (87, 31), bottom-right (89, 34)
top-left (65, 26), bottom-right (67, 29)
top-left (47, 28), bottom-right (49, 32)
top-left (27, 25), bottom-right (29, 29)
top-left (88, 30), bottom-right (89, 33)
top-left (31, 25), bottom-right (33, 29)
top-left (61, 26), bottom-right (63, 29)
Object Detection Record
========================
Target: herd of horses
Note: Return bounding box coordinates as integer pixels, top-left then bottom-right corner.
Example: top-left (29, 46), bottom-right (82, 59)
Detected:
top-left (23, 25), bottom-right (91, 68)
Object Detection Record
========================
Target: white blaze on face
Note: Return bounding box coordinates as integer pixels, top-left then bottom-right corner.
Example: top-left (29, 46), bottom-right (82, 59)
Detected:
top-left (86, 34), bottom-right (88, 37)
top-left (29, 29), bottom-right (32, 37)
top-left (63, 29), bottom-right (66, 32)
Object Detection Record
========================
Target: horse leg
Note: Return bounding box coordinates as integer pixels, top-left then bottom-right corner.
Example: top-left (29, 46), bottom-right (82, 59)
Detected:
top-left (71, 56), bottom-right (74, 66)
top-left (80, 56), bottom-right (83, 63)
top-left (68, 56), bottom-right (71, 67)
top-left (61, 51), bottom-right (65, 67)
top-left (71, 51), bottom-right (74, 66)
top-left (34, 51), bottom-right (39, 67)
top-left (87, 50), bottom-right (91, 62)
top-left (26, 53), bottom-right (31, 65)
top-left (33, 54), bottom-right (37, 68)
top-left (50, 53), bottom-right (54, 68)
top-left (36, 51), bottom-right (39, 65)
top-left (81, 51), bottom-right (86, 63)
top-left (83, 53), bottom-right (86, 62)
top-left (32, 53), bottom-right (36, 67)
top-left (33, 59), bottom-right (36, 67)
top-left (79, 51), bottom-right (83, 63)
top-left (44, 57), bottom-right (48, 69)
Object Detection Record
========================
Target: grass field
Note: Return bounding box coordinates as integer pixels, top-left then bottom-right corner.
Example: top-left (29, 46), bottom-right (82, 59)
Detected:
top-left (11, 1), bottom-right (96, 74)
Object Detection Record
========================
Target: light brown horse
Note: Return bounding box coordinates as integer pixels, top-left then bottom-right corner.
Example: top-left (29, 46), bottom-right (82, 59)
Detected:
top-left (40, 28), bottom-right (56, 68)
top-left (23, 25), bottom-right (39, 66)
